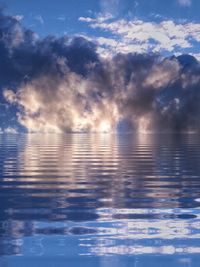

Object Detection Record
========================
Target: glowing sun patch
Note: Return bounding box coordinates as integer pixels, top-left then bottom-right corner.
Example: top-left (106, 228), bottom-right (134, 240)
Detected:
top-left (99, 121), bottom-right (111, 133)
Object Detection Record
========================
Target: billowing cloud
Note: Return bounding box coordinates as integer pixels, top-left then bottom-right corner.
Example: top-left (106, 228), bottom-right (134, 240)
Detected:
top-left (1, 10), bottom-right (200, 133)
top-left (4, 73), bottom-right (119, 133)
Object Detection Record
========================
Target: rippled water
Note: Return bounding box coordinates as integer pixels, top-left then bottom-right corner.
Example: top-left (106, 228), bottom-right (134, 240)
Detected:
top-left (1, 133), bottom-right (200, 266)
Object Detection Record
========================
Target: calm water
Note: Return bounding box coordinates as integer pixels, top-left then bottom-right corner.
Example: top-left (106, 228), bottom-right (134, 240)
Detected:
top-left (1, 133), bottom-right (200, 266)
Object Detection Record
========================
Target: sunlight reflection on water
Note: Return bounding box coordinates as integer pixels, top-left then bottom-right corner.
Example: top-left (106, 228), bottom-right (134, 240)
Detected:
top-left (0, 133), bottom-right (200, 266)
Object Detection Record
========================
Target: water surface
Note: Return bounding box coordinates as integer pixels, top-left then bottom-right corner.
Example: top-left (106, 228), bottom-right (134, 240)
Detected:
top-left (0, 133), bottom-right (200, 266)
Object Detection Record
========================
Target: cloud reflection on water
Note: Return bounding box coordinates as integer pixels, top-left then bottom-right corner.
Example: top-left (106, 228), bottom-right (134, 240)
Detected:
top-left (0, 133), bottom-right (200, 264)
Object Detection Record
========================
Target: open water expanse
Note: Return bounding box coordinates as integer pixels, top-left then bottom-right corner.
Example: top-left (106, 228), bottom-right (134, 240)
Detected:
top-left (1, 133), bottom-right (200, 266)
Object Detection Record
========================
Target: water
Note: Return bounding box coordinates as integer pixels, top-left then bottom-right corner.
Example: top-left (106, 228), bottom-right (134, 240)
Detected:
top-left (0, 133), bottom-right (200, 266)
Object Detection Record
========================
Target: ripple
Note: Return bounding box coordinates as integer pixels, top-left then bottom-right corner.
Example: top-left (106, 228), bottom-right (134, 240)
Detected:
top-left (1, 133), bottom-right (200, 260)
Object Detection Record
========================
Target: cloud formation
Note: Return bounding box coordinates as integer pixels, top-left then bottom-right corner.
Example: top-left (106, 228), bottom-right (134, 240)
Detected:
top-left (80, 15), bottom-right (200, 56)
top-left (1, 10), bottom-right (200, 133)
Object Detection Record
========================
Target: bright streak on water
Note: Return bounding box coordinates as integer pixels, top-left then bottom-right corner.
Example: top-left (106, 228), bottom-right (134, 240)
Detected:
top-left (0, 133), bottom-right (200, 266)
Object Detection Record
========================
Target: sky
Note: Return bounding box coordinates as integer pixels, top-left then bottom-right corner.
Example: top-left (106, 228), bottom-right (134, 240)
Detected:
top-left (2, 0), bottom-right (200, 57)
top-left (0, 0), bottom-right (200, 133)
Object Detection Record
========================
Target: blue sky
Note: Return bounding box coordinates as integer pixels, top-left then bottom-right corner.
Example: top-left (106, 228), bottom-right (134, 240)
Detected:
top-left (1, 0), bottom-right (200, 58)
top-left (2, 0), bottom-right (200, 34)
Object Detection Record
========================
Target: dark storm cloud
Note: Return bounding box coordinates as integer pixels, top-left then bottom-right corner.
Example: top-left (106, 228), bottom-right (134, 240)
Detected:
top-left (1, 10), bottom-right (200, 133)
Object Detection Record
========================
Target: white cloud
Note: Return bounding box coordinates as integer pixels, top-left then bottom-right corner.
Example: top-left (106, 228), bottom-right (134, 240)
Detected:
top-left (13, 15), bottom-right (24, 21)
top-left (80, 15), bottom-right (200, 55)
top-left (0, 127), bottom-right (17, 134)
top-left (79, 13), bottom-right (113, 23)
top-left (79, 16), bottom-right (95, 23)
top-left (96, 36), bottom-right (118, 47)
top-left (178, 0), bottom-right (191, 7)
top-left (193, 53), bottom-right (200, 61)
